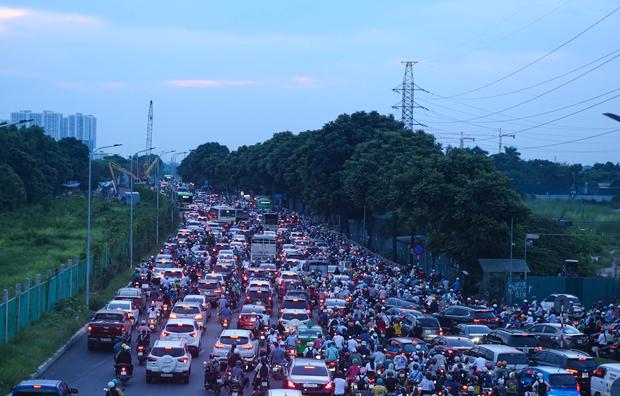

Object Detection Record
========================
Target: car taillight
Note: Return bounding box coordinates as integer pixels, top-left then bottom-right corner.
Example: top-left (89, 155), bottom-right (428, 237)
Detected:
top-left (189, 332), bottom-right (197, 338)
top-left (576, 382), bottom-right (580, 393)
top-left (178, 357), bottom-right (189, 364)
top-left (473, 319), bottom-right (481, 323)
top-left (566, 368), bottom-right (579, 376)
top-left (87, 326), bottom-right (92, 334)
top-left (215, 343), bottom-right (225, 348)
top-left (137, 346), bottom-right (145, 351)
top-left (195, 314), bottom-right (203, 320)
top-left (169, 313), bottom-right (177, 318)
top-left (240, 344), bottom-right (253, 349)
top-left (162, 331), bottom-right (170, 337)
top-left (246, 296), bottom-right (251, 301)
top-left (286, 380), bottom-right (296, 388)
top-left (325, 382), bottom-right (333, 390)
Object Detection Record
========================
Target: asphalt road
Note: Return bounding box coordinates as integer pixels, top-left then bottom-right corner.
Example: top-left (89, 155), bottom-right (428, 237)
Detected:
top-left (41, 302), bottom-right (285, 396)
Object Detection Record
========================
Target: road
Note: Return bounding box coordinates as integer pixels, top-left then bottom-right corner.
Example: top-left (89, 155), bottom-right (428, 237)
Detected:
top-left (41, 302), bottom-right (285, 396)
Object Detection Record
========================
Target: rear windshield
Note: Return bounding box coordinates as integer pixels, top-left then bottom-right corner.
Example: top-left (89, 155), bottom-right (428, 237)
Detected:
top-left (283, 300), bottom-right (309, 309)
top-left (474, 311), bottom-right (496, 319)
top-left (241, 306), bottom-right (265, 314)
top-left (498, 353), bottom-right (527, 365)
top-left (151, 347), bottom-right (185, 357)
top-left (13, 390), bottom-right (58, 396)
top-left (507, 335), bottom-right (539, 347)
top-left (299, 329), bottom-right (322, 338)
top-left (155, 262), bottom-right (174, 269)
top-left (562, 326), bottom-right (581, 335)
top-left (418, 318), bottom-right (440, 328)
top-left (282, 312), bottom-right (309, 320)
top-left (94, 313), bottom-right (124, 322)
top-left (566, 358), bottom-right (597, 371)
top-left (200, 282), bottom-right (219, 290)
top-left (184, 297), bottom-right (204, 304)
top-left (291, 365), bottom-right (329, 376)
top-left (172, 306), bottom-right (199, 314)
top-left (248, 290), bottom-right (268, 298)
top-left (548, 374), bottom-right (577, 387)
top-left (326, 300), bottom-right (346, 308)
top-left (164, 271), bottom-right (182, 277)
top-left (447, 338), bottom-right (474, 347)
top-left (107, 302), bottom-right (130, 310)
top-left (165, 324), bottom-right (195, 333)
top-left (219, 336), bottom-right (250, 345)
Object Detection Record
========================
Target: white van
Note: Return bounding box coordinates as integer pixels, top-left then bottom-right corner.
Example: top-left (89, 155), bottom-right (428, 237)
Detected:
top-left (591, 363), bottom-right (620, 396)
top-left (463, 344), bottom-right (528, 370)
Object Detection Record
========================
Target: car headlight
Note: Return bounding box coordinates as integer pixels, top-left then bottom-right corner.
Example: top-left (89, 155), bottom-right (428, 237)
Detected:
top-left (472, 337), bottom-right (480, 343)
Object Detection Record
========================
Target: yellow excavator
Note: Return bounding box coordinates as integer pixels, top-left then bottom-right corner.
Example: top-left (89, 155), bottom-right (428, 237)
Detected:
top-left (108, 161), bottom-right (137, 194)
top-left (142, 157), bottom-right (160, 181)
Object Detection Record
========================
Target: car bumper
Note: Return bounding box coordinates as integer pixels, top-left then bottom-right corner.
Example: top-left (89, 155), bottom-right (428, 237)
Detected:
top-left (88, 335), bottom-right (125, 345)
top-left (146, 369), bottom-right (190, 379)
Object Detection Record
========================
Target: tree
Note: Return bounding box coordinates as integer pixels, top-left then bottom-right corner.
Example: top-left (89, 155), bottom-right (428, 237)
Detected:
top-left (0, 163), bottom-right (27, 210)
top-left (177, 142), bottom-right (230, 190)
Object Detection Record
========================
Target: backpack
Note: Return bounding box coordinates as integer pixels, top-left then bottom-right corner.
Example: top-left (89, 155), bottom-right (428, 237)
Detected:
top-left (357, 374), bottom-right (368, 390)
top-left (536, 381), bottom-right (548, 396)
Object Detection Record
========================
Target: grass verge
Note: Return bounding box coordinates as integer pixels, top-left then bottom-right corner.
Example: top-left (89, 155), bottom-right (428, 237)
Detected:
top-left (0, 267), bottom-right (132, 394)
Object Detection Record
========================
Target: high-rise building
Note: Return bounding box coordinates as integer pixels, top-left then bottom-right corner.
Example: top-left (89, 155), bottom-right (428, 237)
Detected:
top-left (7, 110), bottom-right (96, 150)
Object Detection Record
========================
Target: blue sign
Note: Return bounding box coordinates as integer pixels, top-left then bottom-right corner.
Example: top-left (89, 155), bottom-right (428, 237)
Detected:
top-left (414, 244), bottom-right (424, 255)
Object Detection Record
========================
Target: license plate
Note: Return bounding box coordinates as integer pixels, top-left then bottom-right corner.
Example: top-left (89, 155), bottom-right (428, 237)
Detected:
top-left (262, 381), bottom-right (268, 387)
top-left (582, 373), bottom-right (589, 378)
top-left (577, 339), bottom-right (585, 344)
top-left (160, 373), bottom-right (173, 378)
top-left (231, 393), bottom-right (238, 396)
top-left (305, 384), bottom-right (318, 388)
top-left (100, 338), bottom-right (111, 342)
top-left (138, 352), bottom-right (143, 357)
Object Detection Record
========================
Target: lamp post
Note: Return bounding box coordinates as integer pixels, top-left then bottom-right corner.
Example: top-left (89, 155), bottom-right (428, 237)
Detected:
top-left (86, 143), bottom-right (122, 308)
top-left (155, 150), bottom-right (175, 244)
top-left (129, 147), bottom-right (155, 269)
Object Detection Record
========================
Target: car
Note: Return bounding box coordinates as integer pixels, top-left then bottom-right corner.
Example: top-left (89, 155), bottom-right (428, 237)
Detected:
top-left (146, 340), bottom-right (192, 384)
top-left (160, 318), bottom-right (202, 356)
top-left (541, 294), bottom-right (584, 315)
top-left (385, 297), bottom-right (423, 311)
top-left (530, 349), bottom-right (597, 393)
top-left (482, 329), bottom-right (541, 355)
top-left (518, 366), bottom-right (580, 396)
top-left (162, 268), bottom-right (185, 282)
top-left (169, 302), bottom-right (207, 328)
top-left (197, 279), bottom-right (223, 304)
top-left (528, 323), bottom-right (589, 349)
top-left (280, 309), bottom-right (311, 331)
top-left (463, 345), bottom-right (528, 370)
top-left (296, 325), bottom-right (324, 355)
top-left (268, 390), bottom-right (303, 396)
top-left (430, 336), bottom-right (475, 356)
top-left (87, 309), bottom-right (133, 350)
top-left (455, 324), bottom-right (492, 343)
top-left (245, 287), bottom-right (274, 312)
top-left (285, 358), bottom-right (334, 395)
top-left (434, 306), bottom-right (500, 329)
top-left (10, 380), bottom-right (78, 396)
top-left (183, 294), bottom-right (209, 312)
top-left (280, 296), bottom-right (311, 314)
top-left (212, 329), bottom-right (258, 370)
top-left (237, 304), bottom-right (270, 332)
top-left (322, 299), bottom-right (347, 315)
top-left (590, 363), bottom-right (620, 396)
top-left (247, 279), bottom-right (273, 292)
top-left (115, 287), bottom-right (145, 313)
top-left (277, 271), bottom-right (301, 286)
top-left (385, 337), bottom-right (428, 359)
top-left (105, 299), bottom-right (139, 326)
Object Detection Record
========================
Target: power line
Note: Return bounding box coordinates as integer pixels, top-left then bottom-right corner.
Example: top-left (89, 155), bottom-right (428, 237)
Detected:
top-left (439, 5), bottom-right (620, 98)
top-left (520, 127), bottom-right (620, 149)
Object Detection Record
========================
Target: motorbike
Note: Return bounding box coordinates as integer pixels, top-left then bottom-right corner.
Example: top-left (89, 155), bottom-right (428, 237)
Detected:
top-left (271, 362), bottom-right (284, 380)
top-left (136, 344), bottom-right (148, 365)
top-left (161, 303), bottom-right (170, 318)
top-left (285, 346), bottom-right (297, 358)
top-left (327, 360), bottom-right (338, 373)
top-left (252, 377), bottom-right (269, 396)
top-left (203, 361), bottom-right (224, 393)
top-left (220, 317), bottom-right (231, 328)
top-left (115, 363), bottom-right (132, 386)
top-left (147, 316), bottom-right (158, 331)
top-left (228, 377), bottom-right (243, 396)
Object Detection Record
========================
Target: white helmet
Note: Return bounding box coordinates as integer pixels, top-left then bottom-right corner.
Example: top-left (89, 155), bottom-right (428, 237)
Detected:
top-left (107, 381), bottom-right (116, 388)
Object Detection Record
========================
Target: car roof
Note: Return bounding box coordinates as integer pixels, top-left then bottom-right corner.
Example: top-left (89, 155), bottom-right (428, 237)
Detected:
top-left (391, 337), bottom-right (425, 344)
top-left (166, 318), bottom-right (197, 325)
top-left (95, 308), bottom-right (126, 315)
top-left (184, 294), bottom-right (205, 300)
top-left (14, 379), bottom-right (63, 387)
top-left (292, 357), bottom-right (328, 367)
top-left (526, 366), bottom-right (574, 375)
top-left (479, 344), bottom-right (524, 353)
top-left (173, 301), bottom-right (201, 308)
top-left (542, 349), bottom-right (592, 358)
top-left (282, 308), bottom-right (308, 314)
top-left (220, 329), bottom-right (252, 337)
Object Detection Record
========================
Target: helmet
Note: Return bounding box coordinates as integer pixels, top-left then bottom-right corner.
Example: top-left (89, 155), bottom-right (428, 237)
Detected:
top-left (107, 381), bottom-right (116, 388)
top-left (123, 344), bottom-right (131, 350)
top-left (307, 342), bottom-right (314, 348)
top-left (376, 378), bottom-right (384, 385)
top-left (537, 373), bottom-right (544, 379)
top-left (141, 320), bottom-right (147, 325)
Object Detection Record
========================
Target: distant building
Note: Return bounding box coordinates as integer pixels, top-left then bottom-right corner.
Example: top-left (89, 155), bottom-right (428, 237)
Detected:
top-left (8, 110), bottom-right (96, 150)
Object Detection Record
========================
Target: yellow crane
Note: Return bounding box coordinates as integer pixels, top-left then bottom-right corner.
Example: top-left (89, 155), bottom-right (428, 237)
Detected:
top-left (142, 157), bottom-right (160, 181)
top-left (108, 161), bottom-right (138, 194)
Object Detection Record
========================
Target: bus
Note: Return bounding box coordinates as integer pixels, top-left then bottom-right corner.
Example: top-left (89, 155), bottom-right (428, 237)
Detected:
top-left (263, 213), bottom-right (279, 232)
top-left (256, 195), bottom-right (273, 211)
top-left (208, 205), bottom-right (237, 224)
top-left (177, 191), bottom-right (193, 210)
top-left (250, 234), bottom-right (277, 261)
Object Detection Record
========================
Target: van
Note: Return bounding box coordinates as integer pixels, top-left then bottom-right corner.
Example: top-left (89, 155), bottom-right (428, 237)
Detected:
top-left (591, 363), bottom-right (620, 396)
top-left (463, 344), bottom-right (528, 370)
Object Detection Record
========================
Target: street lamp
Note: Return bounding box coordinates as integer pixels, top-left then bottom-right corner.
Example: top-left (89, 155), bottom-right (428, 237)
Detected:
top-left (129, 147), bottom-right (155, 269)
top-left (0, 119), bottom-right (34, 129)
top-left (86, 143), bottom-right (122, 308)
top-left (155, 150), bottom-right (175, 244)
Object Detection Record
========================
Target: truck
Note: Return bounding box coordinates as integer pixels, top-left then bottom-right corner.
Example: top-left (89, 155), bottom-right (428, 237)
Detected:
top-left (250, 234), bottom-right (277, 261)
top-left (263, 212), bottom-right (279, 232)
top-left (87, 309), bottom-right (133, 350)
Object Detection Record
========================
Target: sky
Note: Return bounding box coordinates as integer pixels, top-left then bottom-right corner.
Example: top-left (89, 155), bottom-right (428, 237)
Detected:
top-left (0, 0), bottom-right (619, 164)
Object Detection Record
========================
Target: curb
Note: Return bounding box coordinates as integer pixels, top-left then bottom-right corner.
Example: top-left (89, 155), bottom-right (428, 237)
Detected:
top-left (30, 325), bottom-right (86, 379)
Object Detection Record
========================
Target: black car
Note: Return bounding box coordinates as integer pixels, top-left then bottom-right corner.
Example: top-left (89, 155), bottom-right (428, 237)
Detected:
top-left (528, 323), bottom-right (588, 349)
top-left (434, 305), bottom-right (500, 330)
top-left (530, 349), bottom-right (596, 394)
top-left (482, 329), bottom-right (540, 355)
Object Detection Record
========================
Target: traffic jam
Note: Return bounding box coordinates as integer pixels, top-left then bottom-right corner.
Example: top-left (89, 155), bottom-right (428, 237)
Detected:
top-left (49, 192), bottom-right (620, 395)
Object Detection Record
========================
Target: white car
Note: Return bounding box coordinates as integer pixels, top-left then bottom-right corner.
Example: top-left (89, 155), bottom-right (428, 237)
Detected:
top-left (212, 329), bottom-right (258, 370)
top-left (183, 294), bottom-right (208, 311)
top-left (105, 299), bottom-right (138, 326)
top-left (146, 339), bottom-right (192, 384)
top-left (162, 268), bottom-right (185, 282)
top-left (279, 309), bottom-right (311, 331)
top-left (170, 301), bottom-right (207, 328)
top-left (161, 318), bottom-right (202, 356)
top-left (591, 363), bottom-right (620, 396)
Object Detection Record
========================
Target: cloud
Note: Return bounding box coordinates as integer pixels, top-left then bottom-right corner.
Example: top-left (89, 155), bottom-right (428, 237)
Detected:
top-left (0, 6), bottom-right (101, 36)
top-left (166, 79), bottom-right (254, 88)
top-left (286, 75), bottom-right (341, 89)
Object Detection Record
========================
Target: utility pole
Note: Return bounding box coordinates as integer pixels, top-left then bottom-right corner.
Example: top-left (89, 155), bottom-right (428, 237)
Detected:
top-left (498, 129), bottom-right (515, 153)
top-left (393, 61), bottom-right (428, 130)
top-left (460, 132), bottom-right (475, 148)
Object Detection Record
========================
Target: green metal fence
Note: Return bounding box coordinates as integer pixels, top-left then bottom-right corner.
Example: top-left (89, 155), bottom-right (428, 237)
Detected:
top-left (0, 241), bottom-right (128, 344)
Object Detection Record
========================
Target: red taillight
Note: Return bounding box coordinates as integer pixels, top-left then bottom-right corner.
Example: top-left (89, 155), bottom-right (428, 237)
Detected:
top-left (286, 380), bottom-right (296, 388)
top-left (576, 382), bottom-right (580, 393)
top-left (566, 368), bottom-right (579, 376)
top-left (162, 331), bottom-right (170, 336)
top-left (325, 382), bottom-right (333, 390)
top-left (137, 346), bottom-right (145, 351)
top-left (473, 319), bottom-right (481, 323)
top-left (178, 357), bottom-right (189, 364)
top-left (189, 332), bottom-right (197, 338)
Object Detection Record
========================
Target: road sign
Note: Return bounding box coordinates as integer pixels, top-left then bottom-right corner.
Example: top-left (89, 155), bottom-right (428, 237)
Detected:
top-left (413, 244), bottom-right (424, 256)
top-left (526, 233), bottom-right (540, 240)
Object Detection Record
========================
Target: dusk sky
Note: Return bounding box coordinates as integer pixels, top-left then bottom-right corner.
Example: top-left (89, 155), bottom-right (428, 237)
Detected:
top-left (1, 0), bottom-right (619, 164)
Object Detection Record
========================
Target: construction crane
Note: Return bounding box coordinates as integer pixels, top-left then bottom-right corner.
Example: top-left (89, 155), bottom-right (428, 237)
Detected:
top-left (108, 161), bottom-right (138, 194)
top-left (142, 156), bottom-right (160, 181)
top-left (145, 100), bottom-right (153, 159)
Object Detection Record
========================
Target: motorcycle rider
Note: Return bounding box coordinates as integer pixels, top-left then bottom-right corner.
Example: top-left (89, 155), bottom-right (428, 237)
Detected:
top-left (371, 377), bottom-right (388, 396)
top-left (252, 356), bottom-right (270, 390)
top-left (231, 360), bottom-right (248, 388)
top-left (531, 373), bottom-right (551, 396)
top-left (270, 342), bottom-right (287, 367)
top-left (220, 304), bottom-right (232, 325)
top-left (303, 341), bottom-right (319, 358)
top-left (114, 344), bottom-right (133, 376)
top-left (105, 380), bottom-right (124, 396)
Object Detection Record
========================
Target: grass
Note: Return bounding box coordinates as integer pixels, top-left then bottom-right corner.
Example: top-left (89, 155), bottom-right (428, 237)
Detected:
top-left (0, 267), bottom-right (132, 394)
top-left (0, 188), bottom-right (173, 295)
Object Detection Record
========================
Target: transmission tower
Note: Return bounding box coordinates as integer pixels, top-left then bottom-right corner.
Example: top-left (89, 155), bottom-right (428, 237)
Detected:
top-left (145, 100), bottom-right (153, 158)
top-left (393, 61), bottom-right (428, 130)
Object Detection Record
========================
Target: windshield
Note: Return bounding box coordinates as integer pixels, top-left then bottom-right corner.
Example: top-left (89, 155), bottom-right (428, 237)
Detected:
top-left (562, 326), bottom-right (581, 335)
top-left (241, 306), bottom-right (265, 314)
top-left (151, 347), bottom-right (185, 357)
top-left (107, 302), bottom-right (130, 310)
top-left (417, 318), bottom-right (440, 328)
top-left (283, 300), bottom-right (308, 309)
top-left (507, 335), bottom-right (539, 347)
top-left (548, 374), bottom-right (577, 387)
top-left (219, 336), bottom-right (250, 345)
top-left (165, 324), bottom-right (195, 333)
top-left (172, 306), bottom-right (199, 314)
top-left (282, 312), bottom-right (309, 320)
top-left (566, 358), bottom-right (597, 371)
top-left (299, 329), bottom-right (322, 338)
top-left (498, 353), bottom-right (527, 365)
top-left (466, 326), bottom-right (491, 334)
top-left (155, 262), bottom-right (174, 269)
top-left (474, 311), bottom-right (496, 319)
top-left (291, 365), bottom-right (329, 377)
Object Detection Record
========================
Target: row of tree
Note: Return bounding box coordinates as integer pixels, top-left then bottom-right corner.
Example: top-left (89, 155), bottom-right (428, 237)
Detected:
top-left (179, 112), bottom-right (536, 276)
top-left (0, 126), bottom-right (90, 211)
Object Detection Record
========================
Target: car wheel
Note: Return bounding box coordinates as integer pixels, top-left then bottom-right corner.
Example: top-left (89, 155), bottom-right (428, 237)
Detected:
top-left (594, 392), bottom-right (601, 396)
top-left (145, 371), bottom-right (152, 384)
top-left (87, 341), bottom-right (94, 351)
top-left (183, 370), bottom-right (191, 384)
